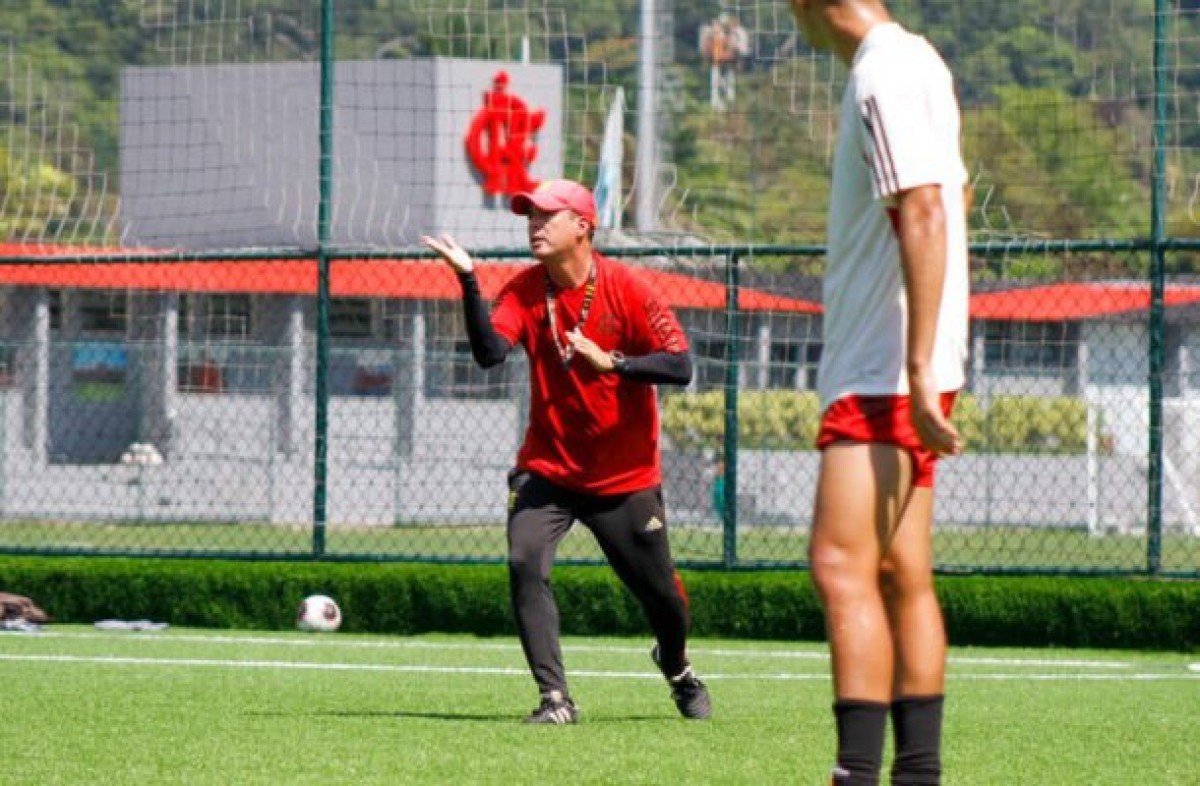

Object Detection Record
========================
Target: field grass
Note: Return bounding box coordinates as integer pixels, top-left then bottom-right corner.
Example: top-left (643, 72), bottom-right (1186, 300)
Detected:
top-left (1, 626), bottom-right (1197, 785)
top-left (2, 520), bottom-right (1199, 574)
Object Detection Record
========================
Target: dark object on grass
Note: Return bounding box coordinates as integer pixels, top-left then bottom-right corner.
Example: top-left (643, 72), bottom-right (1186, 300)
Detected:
top-left (0, 591), bottom-right (50, 623)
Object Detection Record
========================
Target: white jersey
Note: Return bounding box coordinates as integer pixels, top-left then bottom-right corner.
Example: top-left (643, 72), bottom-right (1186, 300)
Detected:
top-left (817, 22), bottom-right (969, 410)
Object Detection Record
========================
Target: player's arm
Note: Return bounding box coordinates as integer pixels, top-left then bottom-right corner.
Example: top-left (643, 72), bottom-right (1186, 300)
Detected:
top-left (566, 277), bottom-right (692, 385)
top-left (614, 349), bottom-right (692, 385)
top-left (567, 329), bottom-right (692, 384)
top-left (895, 185), bottom-right (963, 456)
top-left (421, 234), bottom-right (512, 368)
top-left (457, 271), bottom-right (513, 368)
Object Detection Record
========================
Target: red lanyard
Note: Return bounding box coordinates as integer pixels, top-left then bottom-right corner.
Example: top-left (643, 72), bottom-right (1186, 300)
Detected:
top-left (545, 262), bottom-right (597, 368)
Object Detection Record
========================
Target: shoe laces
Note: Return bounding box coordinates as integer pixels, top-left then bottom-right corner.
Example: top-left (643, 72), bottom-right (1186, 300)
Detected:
top-left (537, 690), bottom-right (574, 710)
top-left (670, 667), bottom-right (705, 693)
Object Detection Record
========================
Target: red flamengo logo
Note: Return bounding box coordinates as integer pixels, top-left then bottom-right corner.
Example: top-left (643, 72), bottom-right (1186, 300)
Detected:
top-left (465, 70), bottom-right (546, 197)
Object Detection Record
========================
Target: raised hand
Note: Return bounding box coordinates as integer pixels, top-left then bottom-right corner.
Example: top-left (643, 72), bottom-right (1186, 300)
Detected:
top-left (421, 233), bottom-right (474, 274)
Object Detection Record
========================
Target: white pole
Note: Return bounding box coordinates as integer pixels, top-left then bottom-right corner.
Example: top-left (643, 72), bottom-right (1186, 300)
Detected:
top-left (162, 294), bottom-right (178, 462)
top-left (33, 290), bottom-right (49, 466)
top-left (1179, 343), bottom-right (1190, 399)
top-left (1086, 400), bottom-right (1100, 536)
top-left (972, 329), bottom-right (989, 526)
top-left (756, 322), bottom-right (770, 390)
top-left (1081, 342), bottom-right (1100, 536)
top-left (636, 0), bottom-right (657, 231)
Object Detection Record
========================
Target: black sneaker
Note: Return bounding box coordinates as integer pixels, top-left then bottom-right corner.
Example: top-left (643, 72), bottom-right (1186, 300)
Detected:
top-left (522, 691), bottom-right (579, 725)
top-left (651, 646), bottom-right (712, 720)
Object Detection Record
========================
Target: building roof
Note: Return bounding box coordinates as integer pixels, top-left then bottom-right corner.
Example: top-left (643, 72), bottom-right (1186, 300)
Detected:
top-left (4, 245), bottom-right (1200, 321)
top-left (0, 244), bottom-right (820, 314)
top-left (970, 282), bottom-right (1200, 321)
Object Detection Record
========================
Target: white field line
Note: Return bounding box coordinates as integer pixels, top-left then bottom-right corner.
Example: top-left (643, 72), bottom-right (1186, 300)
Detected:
top-left (14, 630), bottom-right (1140, 670)
top-left (0, 653), bottom-right (1198, 681)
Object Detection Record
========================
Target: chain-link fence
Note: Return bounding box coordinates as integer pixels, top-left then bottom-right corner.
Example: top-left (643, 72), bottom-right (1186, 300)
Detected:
top-left (0, 1), bottom-right (1197, 575)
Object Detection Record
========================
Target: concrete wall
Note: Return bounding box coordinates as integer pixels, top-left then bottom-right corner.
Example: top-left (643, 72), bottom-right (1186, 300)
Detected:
top-left (0, 382), bottom-right (525, 527)
top-left (667, 447), bottom-right (1199, 534)
top-left (3, 373), bottom-right (1195, 533)
top-left (0, 291), bottom-right (1197, 533)
top-left (120, 59), bottom-right (563, 250)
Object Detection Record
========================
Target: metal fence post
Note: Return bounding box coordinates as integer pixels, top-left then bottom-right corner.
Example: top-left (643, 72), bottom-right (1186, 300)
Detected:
top-left (311, 0), bottom-right (335, 557)
top-left (1147, 0), bottom-right (1170, 575)
top-left (722, 251), bottom-right (741, 568)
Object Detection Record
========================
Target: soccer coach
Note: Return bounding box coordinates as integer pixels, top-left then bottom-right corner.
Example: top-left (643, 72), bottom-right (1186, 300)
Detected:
top-left (422, 179), bottom-right (711, 725)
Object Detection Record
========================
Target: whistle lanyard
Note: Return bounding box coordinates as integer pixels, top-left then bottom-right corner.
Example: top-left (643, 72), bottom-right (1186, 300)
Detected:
top-left (545, 262), bottom-right (597, 368)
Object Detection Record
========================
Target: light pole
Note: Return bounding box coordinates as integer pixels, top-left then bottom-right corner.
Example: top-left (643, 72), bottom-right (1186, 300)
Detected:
top-left (635, 0), bottom-right (658, 231)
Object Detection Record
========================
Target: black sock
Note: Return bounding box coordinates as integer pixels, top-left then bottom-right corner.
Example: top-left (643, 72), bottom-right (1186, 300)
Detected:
top-left (890, 695), bottom-right (944, 785)
top-left (832, 699), bottom-right (888, 785)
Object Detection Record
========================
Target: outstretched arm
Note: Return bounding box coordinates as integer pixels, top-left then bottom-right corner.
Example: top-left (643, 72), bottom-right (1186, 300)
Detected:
top-left (422, 234), bottom-right (512, 368)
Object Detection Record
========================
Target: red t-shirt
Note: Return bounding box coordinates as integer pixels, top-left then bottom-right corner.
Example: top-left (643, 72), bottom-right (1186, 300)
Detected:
top-left (490, 251), bottom-right (689, 495)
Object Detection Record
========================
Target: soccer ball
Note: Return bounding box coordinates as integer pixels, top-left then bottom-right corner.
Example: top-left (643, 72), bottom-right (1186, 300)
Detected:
top-left (296, 594), bottom-right (342, 633)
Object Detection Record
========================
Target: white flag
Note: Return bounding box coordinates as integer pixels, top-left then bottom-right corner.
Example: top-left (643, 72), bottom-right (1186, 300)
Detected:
top-left (594, 87), bottom-right (625, 230)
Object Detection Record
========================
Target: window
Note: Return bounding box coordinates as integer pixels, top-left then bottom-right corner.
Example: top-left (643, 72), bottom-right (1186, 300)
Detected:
top-left (0, 283), bottom-right (12, 384)
top-left (49, 290), bottom-right (62, 331)
top-left (0, 345), bottom-right (15, 387)
top-left (179, 294), bottom-right (254, 340)
top-left (422, 305), bottom-right (513, 399)
top-left (804, 343), bottom-right (822, 389)
top-left (983, 321), bottom-right (1079, 371)
top-left (693, 338), bottom-right (728, 390)
top-left (329, 301), bottom-right (418, 398)
top-left (78, 291), bottom-right (128, 335)
top-left (329, 298), bottom-right (374, 339)
top-left (176, 295), bottom-right (261, 394)
top-left (767, 342), bottom-right (798, 389)
top-left (381, 300), bottom-right (412, 342)
top-left (765, 340), bottom-right (822, 390)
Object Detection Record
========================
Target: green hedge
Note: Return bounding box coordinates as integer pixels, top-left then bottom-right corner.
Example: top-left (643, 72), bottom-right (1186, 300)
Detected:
top-left (1, 556), bottom-right (1196, 650)
top-left (661, 390), bottom-right (1097, 454)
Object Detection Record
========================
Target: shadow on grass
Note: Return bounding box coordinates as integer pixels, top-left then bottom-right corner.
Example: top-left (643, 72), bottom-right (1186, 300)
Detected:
top-left (247, 709), bottom-right (677, 723)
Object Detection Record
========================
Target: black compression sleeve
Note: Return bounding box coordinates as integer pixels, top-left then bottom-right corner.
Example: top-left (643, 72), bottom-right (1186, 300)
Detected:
top-left (618, 351), bottom-right (692, 386)
top-left (457, 272), bottom-right (512, 368)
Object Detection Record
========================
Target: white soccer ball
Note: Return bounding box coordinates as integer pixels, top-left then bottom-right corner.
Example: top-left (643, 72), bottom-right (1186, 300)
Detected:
top-left (297, 594), bottom-right (342, 633)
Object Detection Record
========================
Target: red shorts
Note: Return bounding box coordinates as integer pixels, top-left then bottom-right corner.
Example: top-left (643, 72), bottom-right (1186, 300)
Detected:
top-left (816, 392), bottom-right (958, 488)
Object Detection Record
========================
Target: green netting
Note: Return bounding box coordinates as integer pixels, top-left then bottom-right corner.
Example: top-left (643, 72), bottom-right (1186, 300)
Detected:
top-left (0, 1), bottom-right (1196, 575)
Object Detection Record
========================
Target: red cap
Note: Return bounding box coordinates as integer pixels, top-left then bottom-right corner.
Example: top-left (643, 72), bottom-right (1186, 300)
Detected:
top-left (511, 179), bottom-right (597, 226)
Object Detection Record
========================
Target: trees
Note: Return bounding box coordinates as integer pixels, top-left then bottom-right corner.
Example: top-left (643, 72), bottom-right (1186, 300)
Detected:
top-left (964, 86), bottom-right (1148, 241)
top-left (0, 146), bottom-right (79, 241)
top-left (0, 0), bottom-right (1190, 266)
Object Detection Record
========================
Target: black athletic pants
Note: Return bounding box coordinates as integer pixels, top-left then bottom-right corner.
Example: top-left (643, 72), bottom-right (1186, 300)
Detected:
top-left (507, 471), bottom-right (691, 697)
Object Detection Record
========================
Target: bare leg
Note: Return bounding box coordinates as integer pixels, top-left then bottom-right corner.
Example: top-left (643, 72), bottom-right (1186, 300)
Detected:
top-left (881, 485), bottom-right (946, 785)
top-left (880, 486), bottom-right (946, 697)
top-left (811, 442), bottom-right (915, 785)
top-left (810, 442), bottom-right (912, 701)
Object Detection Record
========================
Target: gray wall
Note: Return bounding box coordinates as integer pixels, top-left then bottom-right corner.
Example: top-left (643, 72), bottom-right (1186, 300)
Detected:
top-left (2, 377), bottom-right (1196, 533)
top-left (120, 59), bottom-right (563, 250)
top-left (0, 389), bottom-right (518, 526)
top-left (0, 289), bottom-right (1196, 533)
top-left (705, 451), bottom-right (1170, 533)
